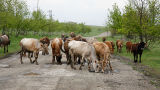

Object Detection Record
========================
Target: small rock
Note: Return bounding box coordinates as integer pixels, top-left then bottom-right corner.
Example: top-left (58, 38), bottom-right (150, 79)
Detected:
top-left (0, 64), bottom-right (10, 68)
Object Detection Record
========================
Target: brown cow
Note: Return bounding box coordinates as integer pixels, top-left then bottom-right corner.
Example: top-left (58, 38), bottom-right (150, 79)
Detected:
top-left (93, 42), bottom-right (112, 72)
top-left (0, 35), bottom-right (10, 53)
top-left (51, 38), bottom-right (64, 64)
top-left (116, 40), bottom-right (123, 53)
top-left (110, 41), bottom-right (115, 51)
top-left (40, 37), bottom-right (50, 46)
top-left (64, 39), bottom-right (71, 64)
top-left (126, 41), bottom-right (132, 53)
top-left (40, 37), bottom-right (50, 55)
top-left (104, 41), bottom-right (114, 54)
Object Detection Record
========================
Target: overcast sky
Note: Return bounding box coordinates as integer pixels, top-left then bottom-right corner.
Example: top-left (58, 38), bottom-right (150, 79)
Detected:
top-left (25, 0), bottom-right (127, 26)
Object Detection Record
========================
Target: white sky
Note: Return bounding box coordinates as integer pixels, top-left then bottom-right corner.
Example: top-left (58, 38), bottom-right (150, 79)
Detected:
top-left (25, 0), bottom-right (127, 26)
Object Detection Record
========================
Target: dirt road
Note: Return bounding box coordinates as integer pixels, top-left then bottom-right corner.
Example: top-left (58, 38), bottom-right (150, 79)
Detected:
top-left (0, 32), bottom-right (157, 90)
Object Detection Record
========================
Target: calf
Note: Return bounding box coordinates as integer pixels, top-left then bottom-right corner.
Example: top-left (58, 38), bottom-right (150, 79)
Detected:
top-left (19, 38), bottom-right (49, 65)
top-left (93, 42), bottom-right (112, 72)
top-left (68, 40), bottom-right (99, 72)
top-left (51, 38), bottom-right (64, 64)
top-left (116, 40), bottom-right (123, 53)
top-left (126, 41), bottom-right (132, 53)
top-left (131, 42), bottom-right (146, 63)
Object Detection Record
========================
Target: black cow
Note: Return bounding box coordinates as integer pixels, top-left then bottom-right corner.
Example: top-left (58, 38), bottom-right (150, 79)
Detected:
top-left (131, 42), bottom-right (146, 63)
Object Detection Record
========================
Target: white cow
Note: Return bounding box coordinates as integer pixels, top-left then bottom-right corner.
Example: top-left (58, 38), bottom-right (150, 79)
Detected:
top-left (19, 38), bottom-right (49, 65)
top-left (68, 40), bottom-right (99, 72)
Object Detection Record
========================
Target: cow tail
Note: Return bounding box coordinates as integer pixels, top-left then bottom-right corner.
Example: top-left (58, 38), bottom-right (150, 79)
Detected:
top-left (60, 47), bottom-right (65, 53)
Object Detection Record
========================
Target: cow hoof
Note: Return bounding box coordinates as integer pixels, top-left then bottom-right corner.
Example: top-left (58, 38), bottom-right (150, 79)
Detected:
top-left (95, 71), bottom-right (99, 73)
top-left (30, 61), bottom-right (33, 64)
top-left (73, 67), bottom-right (76, 70)
top-left (58, 62), bottom-right (62, 65)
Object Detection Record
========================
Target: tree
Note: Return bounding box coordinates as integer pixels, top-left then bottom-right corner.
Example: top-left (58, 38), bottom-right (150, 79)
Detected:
top-left (107, 3), bottom-right (122, 36)
top-left (107, 0), bottom-right (160, 44)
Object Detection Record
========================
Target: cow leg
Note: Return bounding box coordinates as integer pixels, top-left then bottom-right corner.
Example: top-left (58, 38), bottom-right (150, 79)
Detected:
top-left (139, 54), bottom-right (142, 63)
top-left (32, 52), bottom-right (39, 65)
top-left (78, 57), bottom-right (81, 64)
top-left (87, 59), bottom-right (91, 71)
top-left (66, 53), bottom-right (70, 64)
top-left (133, 53), bottom-right (136, 63)
top-left (7, 45), bottom-right (8, 52)
top-left (108, 60), bottom-right (112, 71)
top-left (70, 54), bottom-right (76, 70)
top-left (28, 52), bottom-right (33, 64)
top-left (135, 54), bottom-right (138, 63)
top-left (52, 56), bottom-right (55, 64)
top-left (4, 46), bottom-right (5, 53)
top-left (30, 52), bottom-right (33, 57)
top-left (35, 57), bottom-right (39, 65)
top-left (57, 55), bottom-right (62, 65)
top-left (20, 51), bottom-right (23, 64)
top-left (79, 57), bottom-right (84, 70)
top-left (101, 61), bottom-right (106, 73)
top-left (126, 47), bottom-right (128, 53)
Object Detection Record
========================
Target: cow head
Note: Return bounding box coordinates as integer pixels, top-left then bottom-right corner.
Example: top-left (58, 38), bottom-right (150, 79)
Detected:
top-left (40, 43), bottom-right (49, 55)
top-left (92, 60), bottom-right (101, 73)
top-left (139, 42), bottom-right (146, 50)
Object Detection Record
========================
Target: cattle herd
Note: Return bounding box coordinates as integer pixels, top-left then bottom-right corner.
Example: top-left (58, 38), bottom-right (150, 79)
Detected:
top-left (0, 32), bottom-right (146, 73)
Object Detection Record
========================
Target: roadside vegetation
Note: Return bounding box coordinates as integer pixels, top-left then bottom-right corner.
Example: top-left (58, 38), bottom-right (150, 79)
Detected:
top-left (0, 0), bottom-right (105, 57)
top-left (105, 0), bottom-right (160, 86)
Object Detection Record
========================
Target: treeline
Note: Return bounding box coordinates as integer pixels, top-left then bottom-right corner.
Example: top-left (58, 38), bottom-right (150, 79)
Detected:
top-left (107, 0), bottom-right (160, 45)
top-left (0, 0), bottom-right (91, 37)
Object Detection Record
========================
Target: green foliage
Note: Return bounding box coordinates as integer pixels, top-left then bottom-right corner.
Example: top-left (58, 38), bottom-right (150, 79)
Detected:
top-left (0, 0), bottom-right (91, 36)
top-left (107, 0), bottom-right (160, 43)
top-left (107, 3), bottom-right (122, 35)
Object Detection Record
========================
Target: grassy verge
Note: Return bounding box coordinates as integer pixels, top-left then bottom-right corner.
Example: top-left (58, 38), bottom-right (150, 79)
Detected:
top-left (97, 36), bottom-right (160, 87)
